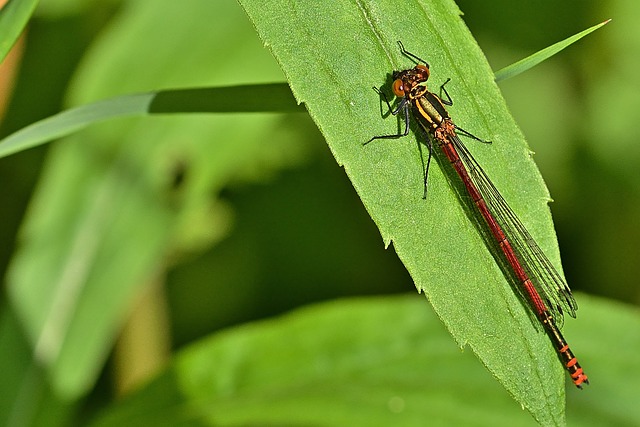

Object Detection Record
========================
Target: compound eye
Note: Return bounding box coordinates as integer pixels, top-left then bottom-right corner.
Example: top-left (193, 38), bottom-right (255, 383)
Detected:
top-left (392, 79), bottom-right (405, 97)
top-left (416, 64), bottom-right (430, 79)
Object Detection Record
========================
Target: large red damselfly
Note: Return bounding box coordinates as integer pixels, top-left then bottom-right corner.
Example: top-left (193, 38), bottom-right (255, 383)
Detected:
top-left (365, 41), bottom-right (588, 388)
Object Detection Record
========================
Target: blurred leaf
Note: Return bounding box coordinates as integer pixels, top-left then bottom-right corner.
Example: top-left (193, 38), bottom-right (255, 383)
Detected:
top-left (88, 294), bottom-right (640, 427)
top-left (238, 0), bottom-right (569, 423)
top-left (7, 0), bottom-right (306, 401)
top-left (494, 19), bottom-right (611, 82)
top-left (0, 307), bottom-right (76, 427)
top-left (0, 0), bottom-right (38, 63)
top-left (564, 295), bottom-right (640, 426)
top-left (89, 295), bottom-right (538, 427)
top-left (0, 84), bottom-right (303, 159)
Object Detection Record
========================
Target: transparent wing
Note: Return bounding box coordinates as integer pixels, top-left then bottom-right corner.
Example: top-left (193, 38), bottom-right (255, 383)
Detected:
top-left (451, 134), bottom-right (577, 325)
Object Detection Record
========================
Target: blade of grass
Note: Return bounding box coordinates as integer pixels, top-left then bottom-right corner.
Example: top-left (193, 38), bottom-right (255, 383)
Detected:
top-left (494, 19), bottom-right (611, 82)
top-left (0, 84), bottom-right (302, 159)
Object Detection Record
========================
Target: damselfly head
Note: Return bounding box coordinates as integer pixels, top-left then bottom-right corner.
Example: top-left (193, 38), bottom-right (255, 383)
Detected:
top-left (391, 64), bottom-right (430, 98)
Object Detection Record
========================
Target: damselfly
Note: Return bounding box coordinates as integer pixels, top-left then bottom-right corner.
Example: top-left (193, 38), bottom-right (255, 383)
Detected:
top-left (365, 41), bottom-right (588, 388)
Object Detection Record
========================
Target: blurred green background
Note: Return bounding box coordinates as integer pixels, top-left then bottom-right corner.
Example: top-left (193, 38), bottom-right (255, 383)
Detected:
top-left (0, 0), bottom-right (637, 425)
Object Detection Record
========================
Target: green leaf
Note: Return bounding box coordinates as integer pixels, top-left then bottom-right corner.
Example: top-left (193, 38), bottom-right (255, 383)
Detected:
top-left (494, 19), bottom-right (611, 82)
top-left (88, 295), bottom-right (539, 427)
top-left (0, 0), bottom-right (39, 63)
top-left (237, 0), bottom-right (571, 423)
top-left (0, 84), bottom-right (303, 159)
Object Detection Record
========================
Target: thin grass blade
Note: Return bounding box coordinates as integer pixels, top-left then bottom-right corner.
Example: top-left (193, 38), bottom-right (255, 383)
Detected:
top-left (494, 19), bottom-right (611, 82)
